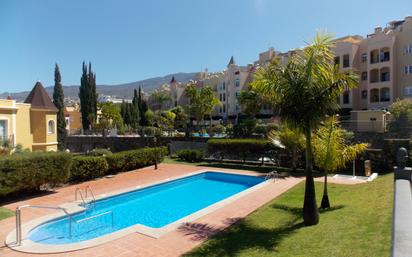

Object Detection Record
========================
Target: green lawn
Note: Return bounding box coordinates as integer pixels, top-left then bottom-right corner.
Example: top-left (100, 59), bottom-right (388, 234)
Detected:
top-left (184, 173), bottom-right (393, 257)
top-left (0, 207), bottom-right (14, 221)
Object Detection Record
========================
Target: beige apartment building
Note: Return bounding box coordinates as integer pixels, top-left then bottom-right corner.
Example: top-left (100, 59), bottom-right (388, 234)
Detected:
top-left (152, 16), bottom-right (412, 129)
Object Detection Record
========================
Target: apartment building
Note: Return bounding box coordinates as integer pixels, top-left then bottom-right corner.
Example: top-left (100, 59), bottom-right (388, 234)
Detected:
top-left (333, 16), bottom-right (412, 111)
top-left (0, 82), bottom-right (58, 151)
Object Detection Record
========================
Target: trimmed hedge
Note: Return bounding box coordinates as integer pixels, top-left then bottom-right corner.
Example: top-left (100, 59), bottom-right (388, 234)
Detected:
top-left (0, 152), bottom-right (72, 197)
top-left (176, 149), bottom-right (204, 162)
top-left (208, 138), bottom-right (275, 162)
top-left (106, 147), bottom-right (168, 173)
top-left (70, 156), bottom-right (109, 182)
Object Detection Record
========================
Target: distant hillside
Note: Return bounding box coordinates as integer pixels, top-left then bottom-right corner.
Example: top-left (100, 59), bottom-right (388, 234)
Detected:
top-left (0, 72), bottom-right (198, 102)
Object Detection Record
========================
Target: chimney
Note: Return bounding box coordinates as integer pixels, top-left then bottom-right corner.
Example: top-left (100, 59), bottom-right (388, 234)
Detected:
top-left (374, 27), bottom-right (382, 33)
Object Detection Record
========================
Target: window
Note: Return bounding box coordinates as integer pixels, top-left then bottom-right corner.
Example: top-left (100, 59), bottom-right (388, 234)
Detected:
top-left (404, 86), bottom-right (412, 96)
top-left (370, 50), bottom-right (379, 64)
top-left (223, 93), bottom-right (226, 101)
top-left (222, 82), bottom-right (225, 90)
top-left (236, 104), bottom-right (240, 111)
top-left (405, 65), bottom-right (412, 74)
top-left (48, 120), bottom-right (55, 134)
top-left (361, 53), bottom-right (367, 63)
top-left (334, 56), bottom-right (340, 66)
top-left (0, 120), bottom-right (7, 141)
top-left (234, 71), bottom-right (240, 75)
top-left (404, 44), bottom-right (412, 54)
top-left (370, 89), bottom-right (379, 103)
top-left (370, 69), bottom-right (379, 83)
top-left (222, 104), bottom-right (226, 113)
top-left (380, 88), bottom-right (390, 102)
top-left (361, 90), bottom-right (368, 99)
top-left (380, 67), bottom-right (390, 82)
top-left (235, 79), bottom-right (240, 87)
top-left (380, 48), bottom-right (390, 62)
top-left (361, 72), bottom-right (368, 81)
top-left (342, 91), bottom-right (350, 104)
top-left (219, 94), bottom-right (222, 101)
top-left (235, 91), bottom-right (240, 97)
top-left (343, 54), bottom-right (350, 68)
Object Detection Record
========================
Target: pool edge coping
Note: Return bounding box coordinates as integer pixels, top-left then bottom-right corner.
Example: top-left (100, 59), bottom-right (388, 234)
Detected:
top-left (5, 169), bottom-right (273, 254)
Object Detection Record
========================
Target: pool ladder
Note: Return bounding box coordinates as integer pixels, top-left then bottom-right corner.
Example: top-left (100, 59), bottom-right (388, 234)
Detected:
top-left (75, 185), bottom-right (96, 209)
top-left (15, 204), bottom-right (73, 246)
top-left (265, 170), bottom-right (279, 181)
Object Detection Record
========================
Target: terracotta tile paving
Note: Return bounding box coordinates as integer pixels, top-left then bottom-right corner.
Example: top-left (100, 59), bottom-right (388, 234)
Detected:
top-left (0, 163), bottom-right (303, 257)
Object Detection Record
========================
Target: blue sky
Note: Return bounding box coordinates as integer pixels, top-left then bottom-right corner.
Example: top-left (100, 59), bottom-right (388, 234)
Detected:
top-left (0, 0), bottom-right (410, 92)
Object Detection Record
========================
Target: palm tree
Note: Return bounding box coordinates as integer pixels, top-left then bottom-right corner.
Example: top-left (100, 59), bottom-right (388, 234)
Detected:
top-left (313, 116), bottom-right (368, 209)
top-left (268, 123), bottom-right (305, 172)
top-left (151, 91), bottom-right (171, 111)
top-left (251, 33), bottom-right (359, 225)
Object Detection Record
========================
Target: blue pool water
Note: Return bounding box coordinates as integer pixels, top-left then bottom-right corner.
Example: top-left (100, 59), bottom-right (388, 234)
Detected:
top-left (28, 172), bottom-right (264, 244)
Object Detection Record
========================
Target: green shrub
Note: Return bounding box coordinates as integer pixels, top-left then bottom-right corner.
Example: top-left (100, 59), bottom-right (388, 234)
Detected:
top-left (70, 156), bottom-right (108, 182)
top-left (0, 152), bottom-right (72, 197)
top-left (176, 149), bottom-right (204, 162)
top-left (87, 148), bottom-right (112, 156)
top-left (207, 138), bottom-right (275, 162)
top-left (106, 147), bottom-right (168, 173)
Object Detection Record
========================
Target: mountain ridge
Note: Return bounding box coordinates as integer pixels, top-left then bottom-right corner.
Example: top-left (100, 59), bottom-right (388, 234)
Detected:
top-left (0, 72), bottom-right (198, 102)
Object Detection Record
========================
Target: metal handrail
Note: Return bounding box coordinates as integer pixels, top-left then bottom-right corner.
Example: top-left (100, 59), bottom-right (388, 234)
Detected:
top-left (265, 170), bottom-right (279, 181)
top-left (15, 204), bottom-right (72, 245)
top-left (75, 211), bottom-right (113, 227)
top-left (75, 187), bottom-right (86, 204)
top-left (85, 185), bottom-right (96, 203)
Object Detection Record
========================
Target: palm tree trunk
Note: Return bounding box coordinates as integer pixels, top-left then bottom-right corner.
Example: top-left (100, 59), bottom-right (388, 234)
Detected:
top-left (320, 170), bottom-right (330, 209)
top-left (303, 127), bottom-right (319, 226)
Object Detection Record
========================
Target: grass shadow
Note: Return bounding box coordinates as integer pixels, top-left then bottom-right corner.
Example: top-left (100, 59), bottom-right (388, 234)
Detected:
top-left (183, 203), bottom-right (346, 257)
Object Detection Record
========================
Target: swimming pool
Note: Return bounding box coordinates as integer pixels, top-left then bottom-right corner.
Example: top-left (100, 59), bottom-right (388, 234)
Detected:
top-left (27, 172), bottom-right (264, 245)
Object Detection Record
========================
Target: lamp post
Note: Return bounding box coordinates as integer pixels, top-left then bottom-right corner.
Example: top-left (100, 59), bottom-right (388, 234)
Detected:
top-left (154, 136), bottom-right (158, 170)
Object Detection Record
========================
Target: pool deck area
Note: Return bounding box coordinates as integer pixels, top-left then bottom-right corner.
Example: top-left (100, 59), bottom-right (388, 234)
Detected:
top-left (0, 163), bottom-right (302, 257)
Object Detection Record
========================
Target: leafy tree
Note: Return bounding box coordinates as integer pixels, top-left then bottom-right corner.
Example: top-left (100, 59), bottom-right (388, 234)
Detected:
top-left (251, 33), bottom-right (358, 225)
top-left (52, 63), bottom-right (66, 150)
top-left (79, 62), bottom-right (98, 129)
top-left (170, 106), bottom-right (188, 130)
top-left (313, 116), bottom-right (367, 209)
top-left (98, 102), bottom-right (124, 130)
top-left (185, 85), bottom-right (221, 131)
top-left (145, 109), bottom-right (155, 126)
top-left (388, 99), bottom-right (412, 136)
top-left (151, 91), bottom-right (172, 111)
top-left (268, 123), bottom-right (305, 172)
top-left (157, 110), bottom-right (176, 134)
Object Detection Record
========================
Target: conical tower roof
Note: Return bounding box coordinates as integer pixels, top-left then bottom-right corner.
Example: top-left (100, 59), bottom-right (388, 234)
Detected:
top-left (24, 81), bottom-right (58, 111)
top-left (227, 56), bottom-right (236, 67)
top-left (170, 76), bottom-right (176, 84)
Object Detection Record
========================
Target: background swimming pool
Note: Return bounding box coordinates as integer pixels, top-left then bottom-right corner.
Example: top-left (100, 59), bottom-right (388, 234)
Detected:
top-left (28, 172), bottom-right (264, 244)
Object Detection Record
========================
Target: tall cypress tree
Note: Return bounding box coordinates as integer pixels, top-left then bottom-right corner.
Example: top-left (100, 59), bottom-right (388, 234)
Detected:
top-left (52, 63), bottom-right (66, 150)
top-left (79, 62), bottom-right (98, 129)
top-left (138, 86), bottom-right (148, 126)
top-left (131, 89), bottom-right (140, 128)
top-left (79, 62), bottom-right (90, 129)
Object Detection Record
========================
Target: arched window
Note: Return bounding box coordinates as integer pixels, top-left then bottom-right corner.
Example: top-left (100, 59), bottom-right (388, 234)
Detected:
top-left (380, 47), bottom-right (390, 62)
top-left (380, 87), bottom-right (390, 102)
top-left (48, 120), bottom-right (55, 134)
top-left (370, 69), bottom-right (379, 83)
top-left (370, 89), bottom-right (379, 103)
top-left (380, 67), bottom-right (390, 82)
top-left (370, 49), bottom-right (379, 64)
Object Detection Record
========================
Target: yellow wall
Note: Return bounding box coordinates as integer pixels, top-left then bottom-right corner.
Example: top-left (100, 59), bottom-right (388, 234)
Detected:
top-left (15, 103), bottom-right (33, 150)
top-left (30, 109), bottom-right (58, 151)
